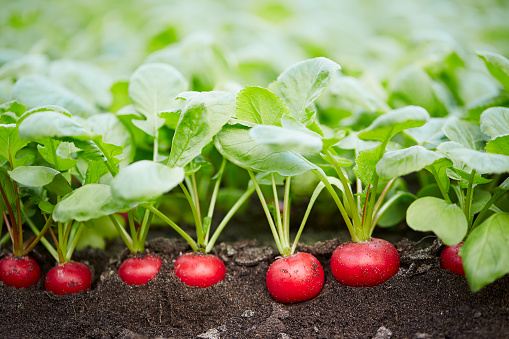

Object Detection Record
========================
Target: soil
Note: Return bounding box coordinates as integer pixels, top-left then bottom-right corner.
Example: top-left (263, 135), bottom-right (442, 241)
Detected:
top-left (1, 236), bottom-right (508, 339)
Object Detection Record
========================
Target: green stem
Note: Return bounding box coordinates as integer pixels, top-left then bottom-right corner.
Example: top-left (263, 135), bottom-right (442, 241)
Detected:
top-left (205, 158), bottom-right (227, 243)
top-left (179, 182), bottom-right (203, 242)
top-left (190, 170), bottom-right (202, 227)
top-left (153, 128), bottom-right (159, 162)
top-left (369, 179), bottom-right (395, 236)
top-left (57, 221), bottom-right (64, 256)
top-left (271, 173), bottom-right (287, 249)
top-left (62, 220), bottom-right (73, 251)
top-left (109, 215), bottom-right (136, 254)
top-left (128, 210), bottom-right (139, 250)
top-left (66, 223), bottom-right (84, 261)
top-left (137, 208), bottom-right (153, 252)
top-left (0, 183), bottom-right (19, 254)
top-left (283, 177), bottom-right (291, 249)
top-left (324, 149), bottom-right (361, 228)
top-left (470, 189), bottom-right (507, 232)
top-left (464, 169), bottom-right (476, 226)
top-left (312, 168), bottom-right (358, 241)
top-left (21, 216), bottom-right (53, 256)
top-left (143, 204), bottom-right (198, 251)
top-left (206, 184), bottom-right (255, 253)
top-left (431, 167), bottom-right (451, 203)
top-left (22, 209), bottom-right (58, 261)
top-left (248, 171), bottom-right (284, 255)
top-left (0, 232), bottom-right (10, 246)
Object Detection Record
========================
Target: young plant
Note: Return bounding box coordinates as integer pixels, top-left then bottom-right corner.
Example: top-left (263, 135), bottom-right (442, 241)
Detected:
top-left (0, 101), bottom-right (54, 289)
top-left (109, 63), bottom-right (254, 287)
top-left (404, 107), bottom-right (509, 291)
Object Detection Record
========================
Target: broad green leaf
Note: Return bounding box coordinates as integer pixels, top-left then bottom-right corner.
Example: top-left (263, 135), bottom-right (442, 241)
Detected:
top-left (358, 106), bottom-right (429, 142)
top-left (11, 75), bottom-right (97, 117)
top-left (446, 168), bottom-right (492, 188)
top-left (480, 107), bottom-right (509, 138)
top-left (18, 111), bottom-right (92, 141)
top-left (249, 125), bottom-right (323, 154)
top-left (471, 190), bottom-right (492, 215)
top-left (461, 213), bottom-right (509, 291)
top-left (336, 131), bottom-right (380, 152)
top-left (168, 91), bottom-right (235, 167)
top-left (377, 192), bottom-right (416, 227)
top-left (214, 123), bottom-right (316, 176)
top-left (110, 160), bottom-right (185, 203)
top-left (85, 160), bottom-right (109, 185)
top-left (235, 86), bottom-right (289, 126)
top-left (8, 166), bottom-right (60, 187)
top-left (406, 197), bottom-right (467, 245)
top-left (44, 173), bottom-right (72, 196)
top-left (37, 140), bottom-right (77, 171)
top-left (0, 124), bottom-right (29, 166)
top-left (377, 146), bottom-right (445, 180)
top-left (268, 57), bottom-right (340, 124)
top-left (438, 141), bottom-right (509, 174)
top-left (128, 63), bottom-right (188, 137)
top-left (405, 118), bottom-right (447, 147)
top-left (477, 51), bottom-right (509, 90)
top-left (443, 117), bottom-right (488, 150)
top-left (53, 184), bottom-right (133, 222)
top-left (0, 100), bottom-right (25, 117)
top-left (0, 168), bottom-right (15, 207)
top-left (485, 135), bottom-right (509, 155)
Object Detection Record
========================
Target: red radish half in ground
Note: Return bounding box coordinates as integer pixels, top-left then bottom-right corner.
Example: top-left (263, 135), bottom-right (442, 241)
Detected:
top-left (0, 254), bottom-right (41, 288)
top-left (266, 252), bottom-right (324, 303)
top-left (440, 242), bottom-right (465, 275)
top-left (45, 261), bottom-right (92, 295)
top-left (331, 238), bottom-right (400, 287)
top-left (118, 255), bottom-right (162, 285)
top-left (174, 253), bottom-right (226, 288)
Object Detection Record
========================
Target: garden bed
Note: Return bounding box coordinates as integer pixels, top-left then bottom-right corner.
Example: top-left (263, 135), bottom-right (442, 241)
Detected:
top-left (1, 237), bottom-right (508, 339)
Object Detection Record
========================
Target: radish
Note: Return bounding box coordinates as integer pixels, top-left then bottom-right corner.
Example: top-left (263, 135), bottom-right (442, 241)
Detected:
top-left (174, 253), bottom-right (226, 288)
top-left (266, 252), bottom-right (324, 303)
top-left (0, 254), bottom-right (41, 288)
top-left (330, 238), bottom-right (400, 287)
top-left (118, 254), bottom-right (162, 285)
top-left (45, 261), bottom-right (92, 295)
top-left (440, 242), bottom-right (465, 275)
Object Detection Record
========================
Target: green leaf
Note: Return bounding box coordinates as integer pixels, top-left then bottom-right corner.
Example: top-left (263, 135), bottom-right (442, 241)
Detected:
top-left (168, 91), bottom-right (235, 167)
top-left (438, 141), bottom-right (509, 174)
top-left (235, 86), bottom-right (289, 126)
top-left (461, 212), bottom-right (509, 292)
top-left (0, 168), bottom-right (15, 207)
top-left (406, 197), bottom-right (467, 245)
top-left (110, 160), bottom-right (185, 203)
top-left (471, 190), bottom-right (492, 215)
top-left (405, 118), bottom-right (447, 147)
top-left (214, 123), bottom-right (316, 176)
top-left (353, 144), bottom-right (383, 185)
top-left (268, 57), bottom-right (340, 124)
top-left (0, 124), bottom-right (29, 166)
top-left (425, 158), bottom-right (453, 194)
top-left (485, 135), bottom-right (509, 155)
top-left (11, 75), bottom-right (97, 117)
top-left (8, 166), bottom-right (60, 187)
top-left (0, 100), bottom-right (26, 117)
top-left (443, 117), bottom-right (488, 150)
top-left (43, 173), bottom-right (72, 196)
top-left (128, 63), bottom-right (188, 137)
top-left (249, 125), bottom-right (323, 154)
top-left (377, 146), bottom-right (445, 180)
top-left (85, 161), bottom-right (109, 185)
top-left (480, 107), bottom-right (509, 138)
top-left (358, 106), bottom-right (429, 142)
top-left (477, 51), bottom-right (509, 90)
top-left (18, 111), bottom-right (92, 141)
top-left (53, 184), bottom-right (133, 222)
top-left (37, 140), bottom-right (77, 172)
top-left (377, 192), bottom-right (416, 228)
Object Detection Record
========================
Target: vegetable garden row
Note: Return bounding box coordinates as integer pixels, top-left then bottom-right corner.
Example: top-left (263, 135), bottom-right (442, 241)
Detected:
top-left (1, 1), bottom-right (509, 316)
top-left (1, 52), bottom-right (508, 301)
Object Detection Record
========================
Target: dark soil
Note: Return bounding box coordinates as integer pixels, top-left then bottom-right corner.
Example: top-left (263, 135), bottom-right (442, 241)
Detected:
top-left (1, 237), bottom-right (508, 339)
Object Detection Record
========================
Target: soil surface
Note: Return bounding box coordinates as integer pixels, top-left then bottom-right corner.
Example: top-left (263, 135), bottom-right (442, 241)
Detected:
top-left (1, 237), bottom-right (508, 339)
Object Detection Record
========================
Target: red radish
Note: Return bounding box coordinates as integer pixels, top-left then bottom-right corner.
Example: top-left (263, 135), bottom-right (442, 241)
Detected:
top-left (440, 242), bottom-right (465, 275)
top-left (174, 253), bottom-right (226, 288)
top-left (0, 254), bottom-right (41, 288)
top-left (330, 238), bottom-right (400, 287)
top-left (118, 255), bottom-right (162, 285)
top-left (45, 261), bottom-right (92, 295)
top-left (266, 252), bottom-right (324, 303)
